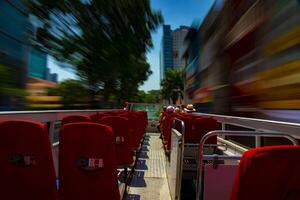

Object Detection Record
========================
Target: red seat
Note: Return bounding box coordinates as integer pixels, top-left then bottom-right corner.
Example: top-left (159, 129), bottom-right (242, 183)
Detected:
top-left (0, 120), bottom-right (57, 200)
top-left (163, 113), bottom-right (178, 151)
top-left (61, 115), bottom-right (91, 125)
top-left (174, 114), bottom-right (194, 143)
top-left (89, 113), bottom-right (99, 122)
top-left (99, 116), bottom-right (133, 166)
top-left (193, 117), bottom-right (218, 144)
top-left (230, 145), bottom-right (300, 200)
top-left (59, 122), bottom-right (120, 200)
top-left (120, 113), bottom-right (141, 150)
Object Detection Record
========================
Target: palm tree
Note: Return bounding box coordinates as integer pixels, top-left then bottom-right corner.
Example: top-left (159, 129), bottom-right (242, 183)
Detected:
top-left (160, 69), bottom-right (184, 104)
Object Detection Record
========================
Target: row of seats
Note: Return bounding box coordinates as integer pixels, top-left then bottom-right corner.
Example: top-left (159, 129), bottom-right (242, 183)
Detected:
top-left (230, 145), bottom-right (300, 200)
top-left (159, 112), bottom-right (219, 151)
top-left (159, 111), bottom-right (300, 199)
top-left (0, 110), bottom-right (147, 200)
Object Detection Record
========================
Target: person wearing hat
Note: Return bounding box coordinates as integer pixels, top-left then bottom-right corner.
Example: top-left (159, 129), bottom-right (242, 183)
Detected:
top-left (184, 104), bottom-right (196, 113)
top-left (158, 106), bottom-right (167, 133)
top-left (174, 107), bottom-right (181, 113)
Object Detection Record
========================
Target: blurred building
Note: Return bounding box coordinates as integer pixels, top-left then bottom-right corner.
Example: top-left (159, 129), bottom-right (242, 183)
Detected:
top-left (172, 26), bottom-right (189, 69)
top-left (0, 0), bottom-right (31, 110)
top-left (26, 77), bottom-right (61, 109)
top-left (182, 0), bottom-right (300, 122)
top-left (45, 67), bottom-right (58, 83)
top-left (0, 1), bottom-right (60, 110)
top-left (160, 25), bottom-right (173, 80)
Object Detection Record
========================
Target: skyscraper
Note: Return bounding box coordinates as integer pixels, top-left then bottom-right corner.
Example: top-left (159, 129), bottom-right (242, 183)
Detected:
top-left (160, 25), bottom-right (189, 80)
top-left (160, 25), bottom-right (173, 80)
top-left (0, 1), bottom-right (30, 110)
top-left (172, 26), bottom-right (189, 69)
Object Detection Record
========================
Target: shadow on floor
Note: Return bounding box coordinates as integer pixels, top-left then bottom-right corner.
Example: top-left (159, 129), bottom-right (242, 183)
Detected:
top-left (138, 151), bottom-right (149, 159)
top-left (135, 158), bottom-right (148, 170)
top-left (125, 194), bottom-right (141, 200)
top-left (129, 171), bottom-right (146, 187)
top-left (141, 145), bottom-right (149, 152)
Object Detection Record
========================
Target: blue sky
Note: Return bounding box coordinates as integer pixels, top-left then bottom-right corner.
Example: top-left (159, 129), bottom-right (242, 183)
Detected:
top-left (49, 0), bottom-right (215, 91)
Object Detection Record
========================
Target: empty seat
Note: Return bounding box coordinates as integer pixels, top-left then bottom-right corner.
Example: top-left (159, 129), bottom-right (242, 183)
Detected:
top-left (61, 115), bottom-right (91, 125)
top-left (89, 113), bottom-right (99, 122)
top-left (162, 113), bottom-right (178, 151)
top-left (59, 122), bottom-right (120, 200)
top-left (120, 113), bottom-right (142, 150)
top-left (0, 120), bottom-right (57, 200)
top-left (193, 117), bottom-right (218, 144)
top-left (230, 145), bottom-right (300, 200)
top-left (99, 116), bottom-right (133, 166)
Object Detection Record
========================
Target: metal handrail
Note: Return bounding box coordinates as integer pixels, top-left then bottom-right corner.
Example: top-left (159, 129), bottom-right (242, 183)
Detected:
top-left (172, 118), bottom-right (185, 136)
top-left (195, 130), bottom-right (298, 200)
top-left (0, 109), bottom-right (122, 143)
top-left (192, 112), bottom-right (300, 139)
top-left (171, 118), bottom-right (185, 200)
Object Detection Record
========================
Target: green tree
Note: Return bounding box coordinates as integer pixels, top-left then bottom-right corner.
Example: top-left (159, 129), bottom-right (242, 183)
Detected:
top-left (27, 0), bottom-right (163, 105)
top-left (48, 79), bottom-right (89, 108)
top-left (0, 64), bottom-right (26, 108)
top-left (145, 90), bottom-right (160, 103)
top-left (160, 69), bottom-right (184, 104)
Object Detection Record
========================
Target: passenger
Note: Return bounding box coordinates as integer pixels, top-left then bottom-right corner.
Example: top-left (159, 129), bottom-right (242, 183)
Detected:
top-left (184, 104), bottom-right (196, 113)
top-left (157, 106), bottom-right (167, 132)
top-left (159, 105), bottom-right (174, 139)
top-left (123, 102), bottom-right (129, 110)
top-left (174, 107), bottom-right (181, 113)
top-left (166, 105), bottom-right (175, 113)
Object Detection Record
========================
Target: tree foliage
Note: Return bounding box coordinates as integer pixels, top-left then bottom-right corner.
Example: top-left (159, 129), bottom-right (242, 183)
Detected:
top-left (47, 79), bottom-right (89, 108)
top-left (27, 0), bottom-right (163, 104)
top-left (160, 69), bottom-right (184, 104)
top-left (134, 89), bottom-right (160, 103)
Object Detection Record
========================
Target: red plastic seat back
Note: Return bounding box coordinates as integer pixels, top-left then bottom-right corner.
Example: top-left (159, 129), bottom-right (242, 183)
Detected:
top-left (61, 115), bottom-right (91, 125)
top-left (99, 116), bottom-right (133, 166)
top-left (193, 117), bottom-right (219, 144)
top-left (59, 122), bottom-right (120, 200)
top-left (163, 113), bottom-right (178, 150)
top-left (120, 113), bottom-right (141, 149)
top-left (174, 114), bottom-right (195, 143)
top-left (89, 113), bottom-right (99, 122)
top-left (230, 145), bottom-right (300, 200)
top-left (0, 120), bottom-right (57, 200)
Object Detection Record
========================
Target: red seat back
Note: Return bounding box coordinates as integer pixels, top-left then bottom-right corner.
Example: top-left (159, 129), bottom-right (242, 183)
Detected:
top-left (120, 113), bottom-right (141, 149)
top-left (89, 113), bottom-right (99, 122)
top-left (59, 122), bottom-right (120, 200)
top-left (0, 120), bottom-right (57, 200)
top-left (163, 113), bottom-right (178, 150)
top-left (193, 117), bottom-right (218, 144)
top-left (230, 145), bottom-right (300, 200)
top-left (99, 116), bottom-right (133, 166)
top-left (61, 115), bottom-right (91, 125)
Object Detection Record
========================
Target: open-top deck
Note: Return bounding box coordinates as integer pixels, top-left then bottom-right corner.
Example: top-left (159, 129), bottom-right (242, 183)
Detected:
top-left (1, 104), bottom-right (300, 200)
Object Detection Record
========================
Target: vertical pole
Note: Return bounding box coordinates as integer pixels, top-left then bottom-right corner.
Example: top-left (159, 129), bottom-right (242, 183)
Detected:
top-left (48, 121), bottom-right (55, 143)
top-left (255, 136), bottom-right (262, 147)
top-left (220, 122), bottom-right (226, 139)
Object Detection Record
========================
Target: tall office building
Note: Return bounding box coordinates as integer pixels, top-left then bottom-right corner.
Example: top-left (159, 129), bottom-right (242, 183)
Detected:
top-left (160, 25), bottom-right (189, 80)
top-left (0, 1), bottom-right (30, 110)
top-left (172, 26), bottom-right (189, 69)
top-left (160, 25), bottom-right (173, 80)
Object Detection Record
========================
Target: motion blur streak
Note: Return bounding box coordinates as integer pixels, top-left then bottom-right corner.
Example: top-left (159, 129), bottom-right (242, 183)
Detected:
top-left (182, 0), bottom-right (300, 122)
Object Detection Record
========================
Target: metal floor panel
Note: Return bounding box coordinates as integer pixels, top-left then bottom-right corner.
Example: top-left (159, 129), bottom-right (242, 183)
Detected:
top-left (126, 133), bottom-right (171, 200)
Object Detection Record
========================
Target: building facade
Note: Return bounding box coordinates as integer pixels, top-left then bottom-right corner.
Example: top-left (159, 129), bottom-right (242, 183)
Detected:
top-left (160, 25), bottom-right (173, 80)
top-left (172, 26), bottom-right (189, 69)
top-left (0, 0), bottom-right (31, 110)
top-left (160, 25), bottom-right (190, 81)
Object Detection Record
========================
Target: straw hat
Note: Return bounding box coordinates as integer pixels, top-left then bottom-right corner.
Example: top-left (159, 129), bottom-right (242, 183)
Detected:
top-left (184, 104), bottom-right (196, 112)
